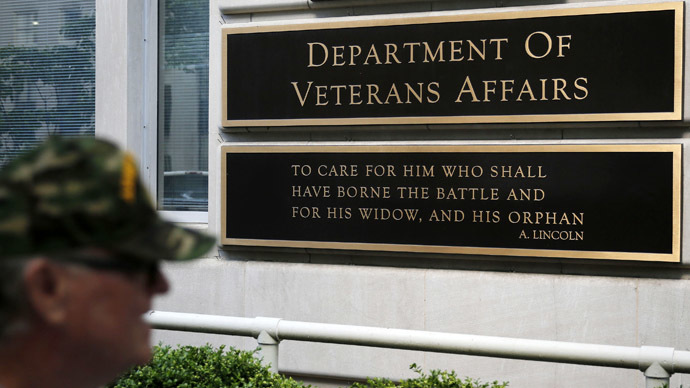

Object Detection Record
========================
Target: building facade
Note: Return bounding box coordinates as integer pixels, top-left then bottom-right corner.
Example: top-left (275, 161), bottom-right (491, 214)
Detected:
top-left (4, 0), bottom-right (690, 387)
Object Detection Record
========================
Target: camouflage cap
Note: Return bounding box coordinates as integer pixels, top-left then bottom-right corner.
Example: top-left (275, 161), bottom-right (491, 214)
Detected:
top-left (0, 136), bottom-right (215, 262)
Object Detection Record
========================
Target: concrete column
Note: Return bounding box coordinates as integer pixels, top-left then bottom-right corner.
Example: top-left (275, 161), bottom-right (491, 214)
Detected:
top-left (95, 0), bottom-right (157, 195)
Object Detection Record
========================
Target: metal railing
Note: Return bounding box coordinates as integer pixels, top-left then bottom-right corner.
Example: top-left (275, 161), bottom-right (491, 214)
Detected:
top-left (146, 310), bottom-right (690, 388)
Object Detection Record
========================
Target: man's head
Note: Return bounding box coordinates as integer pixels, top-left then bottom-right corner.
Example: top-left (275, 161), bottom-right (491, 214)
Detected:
top-left (0, 136), bottom-right (214, 261)
top-left (0, 137), bottom-right (215, 387)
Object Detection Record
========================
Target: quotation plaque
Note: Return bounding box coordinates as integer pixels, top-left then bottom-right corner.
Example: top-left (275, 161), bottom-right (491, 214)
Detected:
top-left (221, 144), bottom-right (681, 262)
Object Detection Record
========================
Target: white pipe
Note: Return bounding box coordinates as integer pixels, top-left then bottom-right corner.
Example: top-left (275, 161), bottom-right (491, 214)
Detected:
top-left (146, 311), bottom-right (690, 374)
top-left (146, 311), bottom-right (256, 336)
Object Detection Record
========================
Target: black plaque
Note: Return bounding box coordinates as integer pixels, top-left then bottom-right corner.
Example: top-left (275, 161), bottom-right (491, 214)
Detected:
top-left (222, 3), bottom-right (683, 127)
top-left (221, 144), bottom-right (681, 262)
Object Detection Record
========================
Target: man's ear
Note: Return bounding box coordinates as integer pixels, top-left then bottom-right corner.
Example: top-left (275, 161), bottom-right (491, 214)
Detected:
top-left (23, 259), bottom-right (70, 325)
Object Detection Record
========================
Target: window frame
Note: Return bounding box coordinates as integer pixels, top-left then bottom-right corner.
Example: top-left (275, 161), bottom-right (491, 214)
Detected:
top-left (94, 0), bottom-right (209, 225)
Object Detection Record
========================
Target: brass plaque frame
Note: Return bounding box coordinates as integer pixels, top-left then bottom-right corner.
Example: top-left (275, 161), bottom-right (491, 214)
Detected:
top-left (220, 144), bottom-right (682, 262)
top-left (221, 2), bottom-right (684, 127)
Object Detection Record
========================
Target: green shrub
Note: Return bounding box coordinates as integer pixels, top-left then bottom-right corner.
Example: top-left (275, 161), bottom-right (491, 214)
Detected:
top-left (108, 345), bottom-right (508, 388)
top-left (352, 364), bottom-right (508, 388)
top-left (107, 344), bottom-right (309, 388)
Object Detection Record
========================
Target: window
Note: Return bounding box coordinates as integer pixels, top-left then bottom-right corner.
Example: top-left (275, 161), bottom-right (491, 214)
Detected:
top-left (0, 0), bottom-right (95, 166)
top-left (157, 0), bottom-right (209, 212)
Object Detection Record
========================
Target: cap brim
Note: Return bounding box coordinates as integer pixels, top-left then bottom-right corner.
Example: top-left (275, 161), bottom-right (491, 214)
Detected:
top-left (114, 218), bottom-right (216, 262)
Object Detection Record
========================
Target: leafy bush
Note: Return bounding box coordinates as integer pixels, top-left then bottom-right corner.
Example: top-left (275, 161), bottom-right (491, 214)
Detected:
top-left (352, 364), bottom-right (508, 388)
top-left (107, 344), bottom-right (309, 388)
top-left (108, 345), bottom-right (508, 388)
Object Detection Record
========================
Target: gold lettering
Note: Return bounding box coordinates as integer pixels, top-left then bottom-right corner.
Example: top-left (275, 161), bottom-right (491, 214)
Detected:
top-left (525, 31), bottom-right (552, 59)
top-left (364, 45), bottom-right (382, 65)
top-left (405, 83), bottom-right (423, 104)
top-left (540, 79), bottom-right (548, 101)
top-left (552, 78), bottom-right (571, 101)
top-left (427, 82), bottom-right (441, 103)
top-left (557, 35), bottom-right (572, 57)
top-left (332, 46), bottom-right (345, 66)
top-left (349, 45), bottom-right (362, 65)
top-left (331, 85), bottom-right (346, 105)
top-left (385, 43), bottom-right (402, 64)
top-left (483, 80), bottom-right (497, 102)
top-left (450, 40), bottom-right (464, 61)
top-left (490, 38), bottom-right (508, 60)
top-left (367, 84), bottom-right (383, 105)
top-left (467, 39), bottom-right (486, 61)
top-left (501, 80), bottom-right (514, 102)
top-left (315, 85), bottom-right (328, 105)
top-left (572, 212), bottom-right (584, 225)
top-left (574, 77), bottom-right (589, 100)
top-left (516, 80), bottom-right (536, 101)
top-left (403, 42), bottom-right (421, 63)
top-left (423, 41), bottom-right (445, 63)
top-left (455, 76), bottom-right (479, 103)
top-left (307, 42), bottom-right (328, 67)
top-left (384, 84), bottom-right (402, 104)
top-left (349, 85), bottom-right (363, 105)
top-left (509, 212), bottom-right (584, 225)
top-left (291, 81), bottom-right (313, 106)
